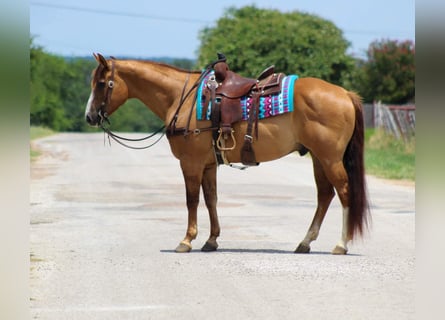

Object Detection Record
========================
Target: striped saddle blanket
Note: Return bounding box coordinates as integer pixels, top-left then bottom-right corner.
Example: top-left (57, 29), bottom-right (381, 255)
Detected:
top-left (196, 72), bottom-right (299, 121)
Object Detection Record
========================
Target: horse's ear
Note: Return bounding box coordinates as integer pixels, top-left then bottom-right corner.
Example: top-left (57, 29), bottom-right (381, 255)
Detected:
top-left (93, 53), bottom-right (109, 70)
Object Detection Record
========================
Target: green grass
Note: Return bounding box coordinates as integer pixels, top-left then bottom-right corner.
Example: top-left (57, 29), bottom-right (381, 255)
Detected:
top-left (30, 126), bottom-right (55, 160)
top-left (30, 126), bottom-right (55, 140)
top-left (364, 128), bottom-right (415, 181)
top-left (29, 126), bottom-right (414, 181)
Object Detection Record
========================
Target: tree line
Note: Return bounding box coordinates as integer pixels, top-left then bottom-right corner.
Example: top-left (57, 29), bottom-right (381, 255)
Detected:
top-left (30, 6), bottom-right (414, 133)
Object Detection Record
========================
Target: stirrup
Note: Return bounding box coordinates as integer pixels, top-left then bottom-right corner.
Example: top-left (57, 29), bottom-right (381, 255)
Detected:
top-left (216, 129), bottom-right (236, 151)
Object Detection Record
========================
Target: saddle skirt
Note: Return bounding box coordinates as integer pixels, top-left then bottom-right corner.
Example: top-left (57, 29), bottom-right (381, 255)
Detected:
top-left (196, 71), bottom-right (299, 121)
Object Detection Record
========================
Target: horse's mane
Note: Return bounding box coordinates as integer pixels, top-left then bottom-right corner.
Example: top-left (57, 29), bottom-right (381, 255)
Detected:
top-left (127, 59), bottom-right (202, 75)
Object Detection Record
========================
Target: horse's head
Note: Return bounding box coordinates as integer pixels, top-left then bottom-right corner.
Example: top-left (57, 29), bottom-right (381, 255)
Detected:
top-left (85, 53), bottom-right (128, 126)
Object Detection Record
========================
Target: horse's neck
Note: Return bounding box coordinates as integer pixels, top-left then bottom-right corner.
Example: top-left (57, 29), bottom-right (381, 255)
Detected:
top-left (116, 60), bottom-right (193, 121)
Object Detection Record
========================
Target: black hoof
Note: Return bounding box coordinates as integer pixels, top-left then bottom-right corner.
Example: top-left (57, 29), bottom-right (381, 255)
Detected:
top-left (295, 243), bottom-right (311, 253)
top-left (201, 241), bottom-right (218, 252)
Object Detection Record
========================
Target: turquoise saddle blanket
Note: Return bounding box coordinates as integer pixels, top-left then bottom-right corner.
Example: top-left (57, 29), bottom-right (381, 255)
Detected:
top-left (196, 71), bottom-right (299, 121)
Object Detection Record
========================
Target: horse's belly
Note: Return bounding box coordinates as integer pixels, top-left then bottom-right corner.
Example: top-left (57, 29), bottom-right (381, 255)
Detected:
top-left (226, 115), bottom-right (299, 163)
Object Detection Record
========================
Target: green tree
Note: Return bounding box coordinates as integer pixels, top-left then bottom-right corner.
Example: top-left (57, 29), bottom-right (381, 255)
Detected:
top-left (30, 39), bottom-right (70, 130)
top-left (107, 99), bottom-right (164, 133)
top-left (31, 36), bottom-right (102, 132)
top-left (197, 6), bottom-right (355, 86)
top-left (31, 38), bottom-right (187, 133)
top-left (59, 58), bottom-right (98, 131)
top-left (357, 39), bottom-right (415, 103)
top-left (171, 58), bottom-right (196, 70)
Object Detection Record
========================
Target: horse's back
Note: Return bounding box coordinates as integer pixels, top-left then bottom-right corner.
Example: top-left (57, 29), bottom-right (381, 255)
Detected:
top-left (294, 77), bottom-right (353, 112)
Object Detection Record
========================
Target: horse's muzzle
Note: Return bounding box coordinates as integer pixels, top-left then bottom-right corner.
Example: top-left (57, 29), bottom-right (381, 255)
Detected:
top-left (85, 113), bottom-right (99, 126)
top-left (86, 110), bottom-right (110, 127)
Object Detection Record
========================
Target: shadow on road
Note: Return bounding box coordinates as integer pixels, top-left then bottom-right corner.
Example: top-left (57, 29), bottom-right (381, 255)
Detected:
top-left (160, 248), bottom-right (361, 255)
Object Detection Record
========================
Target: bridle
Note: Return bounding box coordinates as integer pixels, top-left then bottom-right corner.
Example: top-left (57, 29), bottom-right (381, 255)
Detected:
top-left (95, 59), bottom-right (167, 149)
top-left (97, 59), bottom-right (115, 126)
top-left (94, 56), bottom-right (224, 150)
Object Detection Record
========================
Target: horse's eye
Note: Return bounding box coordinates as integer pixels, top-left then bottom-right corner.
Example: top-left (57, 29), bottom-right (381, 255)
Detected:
top-left (97, 81), bottom-right (105, 88)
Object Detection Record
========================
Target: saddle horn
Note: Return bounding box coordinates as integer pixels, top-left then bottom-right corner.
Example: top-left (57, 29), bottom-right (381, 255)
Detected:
top-left (217, 52), bottom-right (227, 62)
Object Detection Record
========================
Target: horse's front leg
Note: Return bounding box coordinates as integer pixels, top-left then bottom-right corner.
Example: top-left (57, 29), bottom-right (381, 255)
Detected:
top-left (201, 163), bottom-right (220, 252)
top-left (175, 161), bottom-right (203, 253)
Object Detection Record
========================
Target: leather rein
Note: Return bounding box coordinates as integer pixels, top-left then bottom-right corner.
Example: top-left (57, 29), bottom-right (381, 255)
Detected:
top-left (95, 60), bottom-right (165, 149)
top-left (165, 56), bottom-right (229, 137)
top-left (166, 66), bottom-right (218, 137)
top-left (96, 60), bottom-right (213, 149)
top-left (97, 58), bottom-right (225, 149)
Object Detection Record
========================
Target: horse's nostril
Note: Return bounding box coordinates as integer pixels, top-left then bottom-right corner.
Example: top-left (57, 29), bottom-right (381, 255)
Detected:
top-left (86, 114), bottom-right (92, 124)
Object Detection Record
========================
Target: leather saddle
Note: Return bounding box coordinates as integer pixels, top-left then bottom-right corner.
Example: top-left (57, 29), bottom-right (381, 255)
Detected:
top-left (203, 60), bottom-right (284, 131)
top-left (202, 53), bottom-right (285, 166)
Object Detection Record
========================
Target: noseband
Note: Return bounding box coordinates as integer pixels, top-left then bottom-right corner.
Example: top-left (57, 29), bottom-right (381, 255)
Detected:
top-left (95, 56), bottom-right (224, 150)
top-left (98, 59), bottom-right (115, 125)
top-left (95, 59), bottom-right (167, 149)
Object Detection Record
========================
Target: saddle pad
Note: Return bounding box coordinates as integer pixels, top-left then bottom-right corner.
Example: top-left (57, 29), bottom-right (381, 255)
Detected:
top-left (196, 71), bottom-right (299, 121)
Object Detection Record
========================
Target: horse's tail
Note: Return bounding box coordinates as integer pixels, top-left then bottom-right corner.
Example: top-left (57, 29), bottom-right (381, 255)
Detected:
top-left (344, 92), bottom-right (370, 240)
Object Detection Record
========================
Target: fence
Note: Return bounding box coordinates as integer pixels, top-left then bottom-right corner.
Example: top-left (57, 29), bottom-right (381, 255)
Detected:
top-left (372, 101), bottom-right (415, 141)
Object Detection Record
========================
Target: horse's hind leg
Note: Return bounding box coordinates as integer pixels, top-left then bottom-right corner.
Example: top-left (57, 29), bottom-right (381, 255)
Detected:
top-left (320, 159), bottom-right (351, 255)
top-left (201, 164), bottom-right (220, 252)
top-left (295, 155), bottom-right (335, 253)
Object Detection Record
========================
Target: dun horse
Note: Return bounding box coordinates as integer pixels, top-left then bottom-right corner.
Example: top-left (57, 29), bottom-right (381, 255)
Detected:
top-left (85, 53), bottom-right (369, 254)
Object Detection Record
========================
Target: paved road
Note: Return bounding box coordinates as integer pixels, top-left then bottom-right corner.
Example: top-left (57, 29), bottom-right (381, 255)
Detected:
top-left (30, 133), bottom-right (415, 320)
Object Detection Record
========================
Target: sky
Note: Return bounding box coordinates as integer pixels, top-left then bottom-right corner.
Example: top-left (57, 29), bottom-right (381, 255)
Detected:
top-left (30, 0), bottom-right (415, 60)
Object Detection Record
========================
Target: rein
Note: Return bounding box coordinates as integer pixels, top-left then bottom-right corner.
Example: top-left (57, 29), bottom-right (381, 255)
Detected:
top-left (97, 57), bottom-right (223, 149)
top-left (97, 59), bottom-right (166, 149)
top-left (166, 56), bottom-right (229, 136)
top-left (166, 66), bottom-right (217, 137)
top-left (100, 123), bottom-right (166, 149)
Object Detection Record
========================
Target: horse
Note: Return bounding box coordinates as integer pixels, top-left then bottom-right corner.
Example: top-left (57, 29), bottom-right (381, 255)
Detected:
top-left (85, 53), bottom-right (369, 254)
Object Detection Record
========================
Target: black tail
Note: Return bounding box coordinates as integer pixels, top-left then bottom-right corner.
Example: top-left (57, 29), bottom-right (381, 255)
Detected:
top-left (344, 92), bottom-right (370, 240)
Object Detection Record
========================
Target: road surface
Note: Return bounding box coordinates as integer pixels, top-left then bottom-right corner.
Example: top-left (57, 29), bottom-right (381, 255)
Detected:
top-left (30, 133), bottom-right (415, 320)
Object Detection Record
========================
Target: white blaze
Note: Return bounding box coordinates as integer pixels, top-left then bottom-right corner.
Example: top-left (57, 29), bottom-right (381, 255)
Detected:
top-left (85, 92), bottom-right (94, 117)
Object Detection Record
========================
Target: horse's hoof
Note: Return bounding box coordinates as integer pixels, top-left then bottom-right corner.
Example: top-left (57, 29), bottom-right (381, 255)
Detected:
top-left (201, 241), bottom-right (218, 252)
top-left (332, 245), bottom-right (348, 255)
top-left (175, 242), bottom-right (192, 253)
top-left (295, 243), bottom-right (311, 253)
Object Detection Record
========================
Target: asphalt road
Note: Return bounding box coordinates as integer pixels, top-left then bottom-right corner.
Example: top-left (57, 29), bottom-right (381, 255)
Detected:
top-left (30, 133), bottom-right (415, 320)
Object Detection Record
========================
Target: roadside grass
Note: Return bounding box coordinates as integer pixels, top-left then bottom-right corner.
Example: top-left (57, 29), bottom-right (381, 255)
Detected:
top-left (30, 126), bottom-right (414, 181)
top-left (364, 128), bottom-right (415, 181)
top-left (30, 126), bottom-right (55, 160)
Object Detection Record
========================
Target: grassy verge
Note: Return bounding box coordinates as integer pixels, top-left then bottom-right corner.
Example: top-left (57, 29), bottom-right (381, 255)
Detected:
top-left (30, 126), bottom-right (55, 160)
top-left (30, 126), bottom-right (414, 181)
top-left (364, 128), bottom-right (415, 181)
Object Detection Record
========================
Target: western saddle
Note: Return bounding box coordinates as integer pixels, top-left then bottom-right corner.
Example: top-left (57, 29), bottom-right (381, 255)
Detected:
top-left (203, 53), bottom-right (285, 166)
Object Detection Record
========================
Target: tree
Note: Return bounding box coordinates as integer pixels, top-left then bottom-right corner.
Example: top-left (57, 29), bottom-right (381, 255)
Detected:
top-left (30, 39), bottom-right (71, 130)
top-left (30, 39), bottom-right (167, 132)
top-left (197, 6), bottom-right (355, 86)
top-left (171, 58), bottom-right (196, 70)
top-left (30, 40), bottom-right (97, 131)
top-left (105, 99), bottom-right (164, 133)
top-left (357, 39), bottom-right (415, 104)
top-left (58, 58), bottom-right (97, 131)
